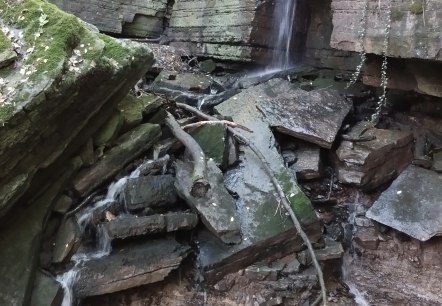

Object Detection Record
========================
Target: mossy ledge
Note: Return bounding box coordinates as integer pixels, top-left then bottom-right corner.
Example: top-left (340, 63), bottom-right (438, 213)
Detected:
top-left (0, 0), bottom-right (151, 123)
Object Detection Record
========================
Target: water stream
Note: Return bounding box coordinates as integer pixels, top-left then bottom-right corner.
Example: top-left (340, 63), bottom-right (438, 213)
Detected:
top-left (56, 167), bottom-right (142, 306)
top-left (341, 193), bottom-right (371, 306)
top-left (270, 0), bottom-right (297, 69)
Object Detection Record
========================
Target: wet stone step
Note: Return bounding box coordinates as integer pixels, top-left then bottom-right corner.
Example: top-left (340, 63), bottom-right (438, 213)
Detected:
top-left (75, 239), bottom-right (191, 297)
top-left (101, 212), bottom-right (198, 240)
top-left (123, 175), bottom-right (177, 212)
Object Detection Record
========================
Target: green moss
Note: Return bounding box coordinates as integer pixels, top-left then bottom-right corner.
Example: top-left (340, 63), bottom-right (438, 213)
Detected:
top-left (276, 170), bottom-right (317, 223)
top-left (98, 34), bottom-right (130, 64)
top-left (410, 2), bottom-right (424, 15)
top-left (391, 10), bottom-right (405, 22)
top-left (0, 31), bottom-right (13, 51)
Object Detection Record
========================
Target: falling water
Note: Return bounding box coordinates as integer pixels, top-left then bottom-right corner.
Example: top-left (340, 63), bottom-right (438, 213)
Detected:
top-left (271, 0), bottom-right (297, 69)
top-left (341, 193), bottom-right (371, 306)
top-left (56, 166), bottom-right (143, 306)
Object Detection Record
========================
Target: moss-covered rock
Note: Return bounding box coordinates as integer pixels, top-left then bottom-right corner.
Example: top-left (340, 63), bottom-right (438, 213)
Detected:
top-left (0, 0), bottom-right (154, 217)
top-left (117, 93), bottom-right (163, 132)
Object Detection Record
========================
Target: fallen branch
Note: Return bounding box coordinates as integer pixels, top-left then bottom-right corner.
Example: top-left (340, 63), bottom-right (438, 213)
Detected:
top-left (176, 102), bottom-right (327, 306)
top-left (138, 154), bottom-right (170, 176)
top-left (165, 111), bottom-right (210, 197)
top-left (183, 120), bottom-right (253, 133)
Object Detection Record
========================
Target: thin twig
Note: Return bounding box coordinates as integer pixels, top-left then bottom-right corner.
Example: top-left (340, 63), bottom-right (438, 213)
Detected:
top-left (65, 190), bottom-right (99, 218)
top-left (175, 102), bottom-right (327, 306)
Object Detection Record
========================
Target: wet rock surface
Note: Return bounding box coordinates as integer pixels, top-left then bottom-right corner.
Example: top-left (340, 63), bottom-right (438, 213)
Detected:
top-left (175, 160), bottom-right (241, 245)
top-left (75, 240), bottom-right (191, 298)
top-left (123, 175), bottom-right (177, 212)
top-left (102, 212), bottom-right (198, 240)
top-left (367, 165), bottom-right (442, 241)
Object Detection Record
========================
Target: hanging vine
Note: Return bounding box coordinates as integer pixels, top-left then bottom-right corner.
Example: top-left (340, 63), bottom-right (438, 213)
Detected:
top-left (371, 0), bottom-right (392, 124)
top-left (346, 0), bottom-right (369, 88)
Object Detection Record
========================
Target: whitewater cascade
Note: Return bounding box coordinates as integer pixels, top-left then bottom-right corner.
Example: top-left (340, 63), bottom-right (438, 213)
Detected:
top-left (271, 0), bottom-right (297, 69)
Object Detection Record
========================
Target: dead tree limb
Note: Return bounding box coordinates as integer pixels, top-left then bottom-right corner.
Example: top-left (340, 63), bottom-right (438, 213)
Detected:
top-left (183, 120), bottom-right (253, 132)
top-left (65, 190), bottom-right (99, 218)
top-left (165, 111), bottom-right (210, 197)
top-left (175, 102), bottom-right (327, 306)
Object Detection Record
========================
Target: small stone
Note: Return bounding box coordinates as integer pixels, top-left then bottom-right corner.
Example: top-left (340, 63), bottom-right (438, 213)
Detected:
top-left (354, 227), bottom-right (380, 250)
top-left (53, 195), bottom-right (73, 214)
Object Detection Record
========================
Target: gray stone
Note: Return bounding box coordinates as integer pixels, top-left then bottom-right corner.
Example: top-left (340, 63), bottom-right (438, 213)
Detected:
top-left (315, 239), bottom-right (344, 260)
top-left (175, 160), bottom-right (241, 244)
top-left (0, 158), bottom-right (81, 305)
top-left (335, 122), bottom-right (414, 190)
top-left (93, 112), bottom-right (123, 149)
top-left (53, 195), bottom-right (73, 214)
top-left (117, 94), bottom-right (162, 132)
top-left (102, 212), bottom-right (198, 240)
top-left (367, 165), bottom-right (442, 241)
top-left (73, 123), bottom-right (161, 197)
top-left (236, 79), bottom-right (351, 149)
top-left (52, 218), bottom-right (81, 264)
top-left (152, 70), bottom-right (213, 95)
top-left (291, 143), bottom-right (322, 180)
top-left (50, 0), bottom-right (169, 37)
top-left (245, 264), bottom-right (278, 281)
top-left (188, 122), bottom-right (228, 167)
top-left (354, 216), bottom-right (374, 227)
top-left (271, 254), bottom-right (301, 274)
top-left (354, 227), bottom-right (380, 250)
top-left (123, 175), bottom-right (177, 212)
top-left (0, 1), bottom-right (154, 217)
top-left (432, 150), bottom-right (442, 172)
top-left (30, 272), bottom-right (63, 306)
top-left (199, 59), bottom-right (217, 73)
top-left (79, 138), bottom-right (95, 166)
top-left (75, 240), bottom-right (190, 297)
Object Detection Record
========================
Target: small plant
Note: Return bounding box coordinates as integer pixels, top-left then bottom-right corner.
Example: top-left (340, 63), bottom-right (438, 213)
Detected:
top-left (391, 10), bottom-right (405, 22)
top-left (410, 1), bottom-right (424, 15)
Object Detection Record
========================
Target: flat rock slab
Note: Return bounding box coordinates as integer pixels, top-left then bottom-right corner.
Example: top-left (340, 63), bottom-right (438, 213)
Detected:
top-left (152, 70), bottom-right (213, 94)
top-left (291, 143), bottom-right (322, 180)
top-left (175, 160), bottom-right (241, 244)
top-left (366, 165), bottom-right (442, 241)
top-left (52, 218), bottom-right (81, 264)
top-left (315, 239), bottom-right (344, 261)
top-left (123, 175), bottom-right (177, 212)
top-left (75, 239), bottom-right (190, 297)
top-left (73, 123), bottom-right (161, 197)
top-left (433, 151), bottom-right (442, 172)
top-left (335, 122), bottom-right (413, 190)
top-left (195, 80), bottom-right (321, 282)
top-left (102, 212), bottom-right (198, 240)
top-left (250, 80), bottom-right (351, 149)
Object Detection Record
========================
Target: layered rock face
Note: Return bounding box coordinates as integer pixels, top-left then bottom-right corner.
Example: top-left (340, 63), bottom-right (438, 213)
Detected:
top-left (167, 0), bottom-right (275, 63)
top-left (49, 0), bottom-right (169, 37)
top-left (331, 0), bottom-right (442, 61)
top-left (331, 0), bottom-right (442, 96)
top-left (0, 0), bottom-right (153, 217)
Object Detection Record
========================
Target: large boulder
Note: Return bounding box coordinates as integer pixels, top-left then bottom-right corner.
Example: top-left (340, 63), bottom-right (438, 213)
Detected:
top-left (0, 0), bottom-right (153, 217)
top-left (49, 0), bottom-right (169, 37)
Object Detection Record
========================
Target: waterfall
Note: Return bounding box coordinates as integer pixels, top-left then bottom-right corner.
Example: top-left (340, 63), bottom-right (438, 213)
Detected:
top-left (56, 165), bottom-right (143, 306)
top-left (271, 0), bottom-right (297, 69)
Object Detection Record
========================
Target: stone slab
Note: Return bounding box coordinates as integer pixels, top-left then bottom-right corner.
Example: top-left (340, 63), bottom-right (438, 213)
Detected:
top-left (291, 143), bottom-right (322, 180)
top-left (257, 87), bottom-right (351, 149)
top-left (30, 272), bottom-right (63, 306)
top-left (123, 175), bottom-right (177, 212)
top-left (366, 165), bottom-right (442, 241)
top-left (102, 212), bottom-right (198, 240)
top-left (335, 123), bottom-right (414, 190)
top-left (75, 239), bottom-right (190, 297)
top-left (175, 160), bottom-right (241, 245)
